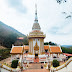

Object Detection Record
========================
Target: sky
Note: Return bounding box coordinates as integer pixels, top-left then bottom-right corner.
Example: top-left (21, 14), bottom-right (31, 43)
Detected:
top-left (0, 0), bottom-right (72, 45)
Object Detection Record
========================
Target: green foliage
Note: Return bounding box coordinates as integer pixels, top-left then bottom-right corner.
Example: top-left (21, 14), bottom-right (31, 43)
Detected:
top-left (44, 42), bottom-right (49, 45)
top-left (44, 41), bottom-right (57, 46)
top-left (61, 47), bottom-right (72, 54)
top-left (0, 21), bottom-right (28, 48)
top-left (49, 41), bottom-right (57, 45)
top-left (3, 34), bottom-right (17, 48)
top-left (0, 48), bottom-right (11, 61)
top-left (11, 60), bottom-right (18, 68)
top-left (23, 36), bottom-right (29, 45)
top-left (52, 60), bottom-right (60, 67)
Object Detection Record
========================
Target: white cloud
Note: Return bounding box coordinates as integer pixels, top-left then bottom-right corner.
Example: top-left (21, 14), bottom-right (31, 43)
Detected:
top-left (0, 0), bottom-right (72, 45)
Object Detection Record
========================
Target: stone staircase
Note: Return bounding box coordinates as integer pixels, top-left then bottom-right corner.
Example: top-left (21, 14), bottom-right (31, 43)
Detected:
top-left (34, 58), bottom-right (39, 63)
top-left (28, 63), bottom-right (44, 69)
top-left (22, 69), bottom-right (49, 72)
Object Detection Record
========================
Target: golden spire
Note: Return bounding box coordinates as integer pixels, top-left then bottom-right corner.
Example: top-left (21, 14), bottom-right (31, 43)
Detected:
top-left (32, 0), bottom-right (41, 30)
top-left (35, 2), bottom-right (38, 23)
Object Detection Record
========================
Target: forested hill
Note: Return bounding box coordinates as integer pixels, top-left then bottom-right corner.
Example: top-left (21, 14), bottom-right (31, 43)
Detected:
top-left (0, 21), bottom-right (25, 37)
top-left (0, 21), bottom-right (28, 48)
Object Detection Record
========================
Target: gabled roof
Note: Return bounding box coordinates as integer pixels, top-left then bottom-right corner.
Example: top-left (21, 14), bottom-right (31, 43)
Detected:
top-left (10, 46), bottom-right (24, 54)
top-left (44, 45), bottom-right (49, 50)
top-left (50, 46), bottom-right (62, 53)
top-left (24, 46), bottom-right (29, 50)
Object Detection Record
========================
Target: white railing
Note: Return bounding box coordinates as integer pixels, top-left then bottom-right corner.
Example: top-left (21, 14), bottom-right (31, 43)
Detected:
top-left (23, 57), bottom-right (34, 63)
top-left (0, 64), bottom-right (21, 72)
top-left (50, 57), bottom-right (62, 61)
top-left (50, 57), bottom-right (72, 72)
top-left (39, 57), bottom-right (47, 62)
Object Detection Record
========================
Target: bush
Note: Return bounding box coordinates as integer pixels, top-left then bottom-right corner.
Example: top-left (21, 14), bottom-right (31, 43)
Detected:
top-left (52, 60), bottom-right (60, 67)
top-left (11, 60), bottom-right (18, 68)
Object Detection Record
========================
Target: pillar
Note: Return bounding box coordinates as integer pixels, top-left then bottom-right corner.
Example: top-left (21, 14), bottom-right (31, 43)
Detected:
top-left (11, 55), bottom-right (12, 62)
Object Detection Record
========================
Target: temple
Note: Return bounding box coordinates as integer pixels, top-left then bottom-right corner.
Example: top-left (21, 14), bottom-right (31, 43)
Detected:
top-left (1, 2), bottom-right (72, 72)
top-left (10, 3), bottom-right (62, 62)
top-left (27, 3), bottom-right (45, 55)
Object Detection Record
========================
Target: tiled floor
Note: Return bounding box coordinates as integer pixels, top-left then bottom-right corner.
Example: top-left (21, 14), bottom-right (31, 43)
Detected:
top-left (28, 63), bottom-right (44, 69)
top-left (22, 69), bottom-right (49, 72)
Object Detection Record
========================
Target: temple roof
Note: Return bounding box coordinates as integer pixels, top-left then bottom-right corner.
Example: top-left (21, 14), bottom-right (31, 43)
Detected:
top-left (49, 46), bottom-right (62, 53)
top-left (44, 45), bottom-right (49, 50)
top-left (24, 46), bottom-right (29, 50)
top-left (10, 46), bottom-right (24, 54)
top-left (32, 3), bottom-right (41, 31)
top-left (32, 30), bottom-right (41, 32)
top-left (28, 30), bottom-right (45, 38)
top-left (32, 23), bottom-right (41, 30)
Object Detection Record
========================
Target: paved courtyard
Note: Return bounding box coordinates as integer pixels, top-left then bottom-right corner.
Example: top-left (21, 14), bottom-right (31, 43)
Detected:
top-left (22, 69), bottom-right (49, 72)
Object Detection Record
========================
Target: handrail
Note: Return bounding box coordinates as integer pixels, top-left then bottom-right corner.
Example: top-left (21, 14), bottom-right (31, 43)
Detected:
top-left (0, 63), bottom-right (21, 72)
top-left (51, 57), bottom-right (72, 71)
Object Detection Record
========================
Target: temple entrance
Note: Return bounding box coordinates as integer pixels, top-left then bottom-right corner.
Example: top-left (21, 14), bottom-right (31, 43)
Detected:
top-left (35, 51), bottom-right (38, 58)
top-left (34, 51), bottom-right (39, 62)
top-left (34, 41), bottom-right (39, 58)
top-left (35, 53), bottom-right (38, 57)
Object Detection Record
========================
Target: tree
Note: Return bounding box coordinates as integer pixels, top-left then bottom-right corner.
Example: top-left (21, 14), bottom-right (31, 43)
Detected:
top-left (3, 34), bottom-right (17, 48)
top-left (49, 41), bottom-right (57, 46)
top-left (11, 60), bottom-right (18, 68)
top-left (44, 42), bottom-right (49, 45)
top-left (61, 47), bottom-right (72, 54)
top-left (52, 60), bottom-right (60, 67)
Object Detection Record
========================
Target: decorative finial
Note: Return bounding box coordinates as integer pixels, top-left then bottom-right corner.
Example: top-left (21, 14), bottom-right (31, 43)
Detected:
top-left (34, 0), bottom-right (38, 23)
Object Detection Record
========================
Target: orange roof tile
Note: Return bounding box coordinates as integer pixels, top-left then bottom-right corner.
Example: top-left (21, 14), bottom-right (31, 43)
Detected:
top-left (44, 45), bottom-right (49, 50)
top-left (24, 46), bottom-right (29, 50)
top-left (11, 46), bottom-right (23, 54)
top-left (50, 46), bottom-right (61, 53)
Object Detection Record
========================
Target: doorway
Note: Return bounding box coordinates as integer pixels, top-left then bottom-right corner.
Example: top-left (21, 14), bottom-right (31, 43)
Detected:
top-left (35, 51), bottom-right (38, 58)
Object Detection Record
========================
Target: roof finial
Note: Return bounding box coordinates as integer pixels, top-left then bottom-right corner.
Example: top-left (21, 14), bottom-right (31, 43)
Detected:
top-left (34, 0), bottom-right (38, 23)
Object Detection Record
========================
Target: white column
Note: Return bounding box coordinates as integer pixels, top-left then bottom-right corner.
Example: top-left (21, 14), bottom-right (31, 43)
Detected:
top-left (11, 55), bottom-right (12, 62)
top-left (29, 42), bottom-right (30, 53)
top-left (39, 39), bottom-right (40, 54)
top-left (51, 54), bottom-right (52, 58)
top-left (58, 53), bottom-right (59, 57)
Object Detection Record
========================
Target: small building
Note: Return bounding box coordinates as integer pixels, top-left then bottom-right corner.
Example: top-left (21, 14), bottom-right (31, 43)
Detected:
top-left (10, 45), bottom-right (24, 62)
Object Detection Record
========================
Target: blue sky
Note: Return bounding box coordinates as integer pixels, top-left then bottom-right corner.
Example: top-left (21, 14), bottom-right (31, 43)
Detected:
top-left (0, 0), bottom-right (72, 45)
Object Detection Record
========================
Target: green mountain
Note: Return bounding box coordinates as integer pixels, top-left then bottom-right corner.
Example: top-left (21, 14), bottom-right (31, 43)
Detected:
top-left (0, 21), bottom-right (25, 37)
top-left (0, 21), bottom-right (28, 48)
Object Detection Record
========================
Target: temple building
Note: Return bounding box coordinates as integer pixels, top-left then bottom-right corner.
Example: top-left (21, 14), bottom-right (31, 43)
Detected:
top-left (27, 4), bottom-right (45, 55)
top-left (10, 3), bottom-right (62, 62)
